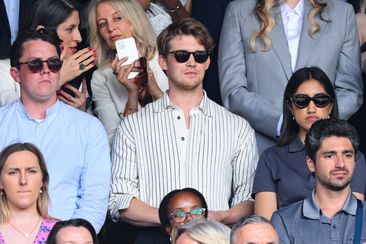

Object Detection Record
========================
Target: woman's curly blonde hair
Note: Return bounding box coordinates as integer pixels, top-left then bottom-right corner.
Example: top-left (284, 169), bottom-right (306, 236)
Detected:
top-left (249, 0), bottom-right (328, 52)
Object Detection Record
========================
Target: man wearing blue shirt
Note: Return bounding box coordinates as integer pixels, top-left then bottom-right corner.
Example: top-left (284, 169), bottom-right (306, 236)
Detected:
top-left (0, 29), bottom-right (110, 233)
top-left (271, 118), bottom-right (366, 243)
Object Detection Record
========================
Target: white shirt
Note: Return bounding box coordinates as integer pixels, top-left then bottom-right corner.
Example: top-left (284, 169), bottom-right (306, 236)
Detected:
top-left (4, 0), bottom-right (20, 44)
top-left (281, 0), bottom-right (304, 71)
top-left (109, 92), bottom-right (259, 220)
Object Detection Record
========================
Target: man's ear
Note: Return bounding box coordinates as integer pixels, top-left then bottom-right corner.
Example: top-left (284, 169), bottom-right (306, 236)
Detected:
top-left (306, 155), bottom-right (315, 173)
top-left (204, 56), bottom-right (211, 71)
top-left (10, 67), bottom-right (21, 84)
top-left (158, 55), bottom-right (168, 71)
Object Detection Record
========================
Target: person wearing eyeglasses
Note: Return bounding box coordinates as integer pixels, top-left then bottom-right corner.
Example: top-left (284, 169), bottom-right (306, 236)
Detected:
top-left (109, 18), bottom-right (258, 244)
top-left (252, 67), bottom-right (366, 221)
top-left (0, 29), bottom-right (110, 233)
top-left (88, 0), bottom-right (169, 144)
top-left (159, 188), bottom-right (208, 241)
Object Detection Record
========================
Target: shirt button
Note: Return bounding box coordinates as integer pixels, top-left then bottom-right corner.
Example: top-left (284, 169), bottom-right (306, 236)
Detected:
top-left (177, 116), bottom-right (181, 120)
top-left (181, 137), bottom-right (185, 141)
top-left (332, 225), bottom-right (336, 229)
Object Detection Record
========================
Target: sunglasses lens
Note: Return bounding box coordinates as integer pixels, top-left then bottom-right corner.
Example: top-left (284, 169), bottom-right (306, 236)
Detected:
top-left (174, 51), bottom-right (190, 63)
top-left (313, 95), bottom-right (331, 108)
top-left (28, 59), bottom-right (44, 73)
top-left (292, 95), bottom-right (310, 108)
top-left (47, 58), bottom-right (62, 73)
top-left (194, 51), bottom-right (209, 63)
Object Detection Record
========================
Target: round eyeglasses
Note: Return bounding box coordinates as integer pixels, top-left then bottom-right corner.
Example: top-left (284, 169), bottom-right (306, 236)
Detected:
top-left (169, 207), bottom-right (206, 223)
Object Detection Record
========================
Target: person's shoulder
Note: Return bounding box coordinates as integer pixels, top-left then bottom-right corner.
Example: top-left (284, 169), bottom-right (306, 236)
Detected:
top-left (59, 102), bottom-right (104, 126)
top-left (324, 0), bottom-right (354, 15)
top-left (210, 99), bottom-right (252, 127)
top-left (227, 0), bottom-right (256, 16)
top-left (275, 199), bottom-right (303, 218)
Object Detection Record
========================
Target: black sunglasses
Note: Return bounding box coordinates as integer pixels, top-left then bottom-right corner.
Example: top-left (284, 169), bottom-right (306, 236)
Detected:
top-left (167, 50), bottom-right (210, 63)
top-left (17, 57), bottom-right (63, 73)
top-left (289, 93), bottom-right (333, 108)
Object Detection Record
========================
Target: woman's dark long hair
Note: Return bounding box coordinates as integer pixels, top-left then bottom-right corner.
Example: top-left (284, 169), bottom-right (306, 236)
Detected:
top-left (278, 67), bottom-right (339, 146)
top-left (21, 0), bottom-right (78, 32)
top-left (46, 218), bottom-right (98, 244)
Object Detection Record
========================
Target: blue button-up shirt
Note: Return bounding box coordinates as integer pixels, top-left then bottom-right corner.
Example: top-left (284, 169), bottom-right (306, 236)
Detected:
top-left (271, 191), bottom-right (366, 243)
top-left (0, 100), bottom-right (111, 233)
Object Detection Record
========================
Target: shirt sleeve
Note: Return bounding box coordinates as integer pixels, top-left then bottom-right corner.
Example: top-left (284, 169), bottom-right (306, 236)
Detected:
top-left (109, 118), bottom-right (140, 221)
top-left (91, 70), bottom-right (123, 145)
top-left (72, 117), bottom-right (111, 233)
top-left (252, 148), bottom-right (277, 198)
top-left (231, 120), bottom-right (259, 206)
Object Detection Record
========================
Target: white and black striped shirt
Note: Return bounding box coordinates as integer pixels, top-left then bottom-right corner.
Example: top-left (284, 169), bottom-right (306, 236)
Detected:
top-left (109, 92), bottom-right (259, 220)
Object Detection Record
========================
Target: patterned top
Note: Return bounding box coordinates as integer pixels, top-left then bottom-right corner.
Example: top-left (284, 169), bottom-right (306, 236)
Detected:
top-left (0, 218), bottom-right (57, 244)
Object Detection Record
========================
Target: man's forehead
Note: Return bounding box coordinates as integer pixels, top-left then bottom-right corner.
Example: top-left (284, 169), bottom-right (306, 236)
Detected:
top-left (168, 34), bottom-right (205, 49)
top-left (318, 136), bottom-right (354, 152)
top-left (21, 40), bottom-right (58, 59)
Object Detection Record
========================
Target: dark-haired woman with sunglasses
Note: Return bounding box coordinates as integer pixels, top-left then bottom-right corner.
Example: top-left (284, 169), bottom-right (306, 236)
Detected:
top-left (21, 0), bottom-right (97, 112)
top-left (252, 67), bottom-right (366, 221)
top-left (88, 0), bottom-right (168, 144)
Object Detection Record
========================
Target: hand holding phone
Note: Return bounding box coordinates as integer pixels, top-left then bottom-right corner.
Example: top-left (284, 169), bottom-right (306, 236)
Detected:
top-left (115, 37), bottom-right (139, 79)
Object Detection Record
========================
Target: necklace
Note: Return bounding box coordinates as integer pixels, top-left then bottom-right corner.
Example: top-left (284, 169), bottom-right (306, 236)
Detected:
top-left (8, 217), bottom-right (41, 239)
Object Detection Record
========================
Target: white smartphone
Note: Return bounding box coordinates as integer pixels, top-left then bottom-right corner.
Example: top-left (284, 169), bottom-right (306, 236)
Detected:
top-left (115, 37), bottom-right (139, 78)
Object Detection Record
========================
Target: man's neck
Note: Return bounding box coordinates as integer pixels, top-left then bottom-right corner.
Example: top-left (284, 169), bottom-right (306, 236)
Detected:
top-left (314, 185), bottom-right (351, 219)
top-left (168, 88), bottom-right (204, 129)
top-left (21, 97), bottom-right (57, 120)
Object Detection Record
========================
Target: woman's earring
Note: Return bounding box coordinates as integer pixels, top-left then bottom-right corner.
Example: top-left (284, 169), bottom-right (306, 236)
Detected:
top-left (40, 189), bottom-right (43, 194)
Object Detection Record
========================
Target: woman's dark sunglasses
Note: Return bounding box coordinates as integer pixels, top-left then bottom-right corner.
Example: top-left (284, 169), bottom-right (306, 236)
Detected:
top-left (17, 57), bottom-right (63, 73)
top-left (290, 93), bottom-right (333, 108)
top-left (167, 50), bottom-right (210, 63)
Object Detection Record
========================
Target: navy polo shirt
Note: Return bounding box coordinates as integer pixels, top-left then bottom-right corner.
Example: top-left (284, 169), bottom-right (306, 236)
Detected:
top-left (271, 191), bottom-right (366, 243)
top-left (252, 136), bottom-right (366, 209)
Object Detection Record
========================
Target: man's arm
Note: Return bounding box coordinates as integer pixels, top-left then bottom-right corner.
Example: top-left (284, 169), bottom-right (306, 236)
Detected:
top-left (211, 119), bottom-right (258, 225)
top-left (109, 119), bottom-right (159, 226)
top-left (72, 117), bottom-right (111, 233)
top-left (119, 198), bottom-right (160, 226)
top-left (335, 4), bottom-right (363, 119)
top-left (208, 201), bottom-right (254, 225)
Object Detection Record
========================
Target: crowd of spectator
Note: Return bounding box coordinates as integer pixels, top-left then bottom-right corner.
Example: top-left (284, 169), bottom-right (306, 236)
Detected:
top-left (0, 0), bottom-right (366, 243)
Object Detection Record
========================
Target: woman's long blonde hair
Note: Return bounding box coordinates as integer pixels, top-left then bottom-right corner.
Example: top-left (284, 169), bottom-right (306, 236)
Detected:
top-left (88, 0), bottom-right (157, 68)
top-left (249, 0), bottom-right (327, 52)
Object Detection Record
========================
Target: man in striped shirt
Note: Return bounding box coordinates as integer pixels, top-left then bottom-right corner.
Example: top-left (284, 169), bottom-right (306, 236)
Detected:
top-left (109, 18), bottom-right (259, 241)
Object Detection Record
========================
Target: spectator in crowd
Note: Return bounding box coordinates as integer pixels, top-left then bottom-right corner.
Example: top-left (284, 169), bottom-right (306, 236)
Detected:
top-left (271, 118), bottom-right (366, 243)
top-left (172, 220), bottom-right (230, 244)
top-left (46, 218), bottom-right (98, 244)
top-left (0, 29), bottom-right (110, 233)
top-left (0, 0), bottom-right (33, 106)
top-left (159, 188), bottom-right (208, 240)
top-left (88, 0), bottom-right (168, 144)
top-left (230, 215), bottom-right (279, 244)
top-left (0, 143), bottom-right (57, 243)
top-left (21, 0), bottom-right (97, 111)
top-left (252, 67), bottom-right (366, 220)
top-left (109, 18), bottom-right (258, 242)
top-left (219, 0), bottom-right (363, 153)
top-left (136, 0), bottom-right (191, 35)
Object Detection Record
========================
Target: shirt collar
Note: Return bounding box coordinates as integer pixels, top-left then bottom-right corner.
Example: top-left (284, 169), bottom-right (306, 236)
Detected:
top-left (303, 190), bottom-right (357, 219)
top-left (288, 136), bottom-right (305, 153)
top-left (280, 0), bottom-right (305, 18)
top-left (153, 90), bottom-right (213, 117)
top-left (16, 99), bottom-right (61, 121)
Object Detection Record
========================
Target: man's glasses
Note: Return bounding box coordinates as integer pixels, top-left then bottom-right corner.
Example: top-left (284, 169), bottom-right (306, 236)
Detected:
top-left (289, 93), bottom-right (333, 108)
top-left (17, 57), bottom-right (63, 73)
top-left (167, 50), bottom-right (210, 63)
top-left (170, 207), bottom-right (206, 223)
